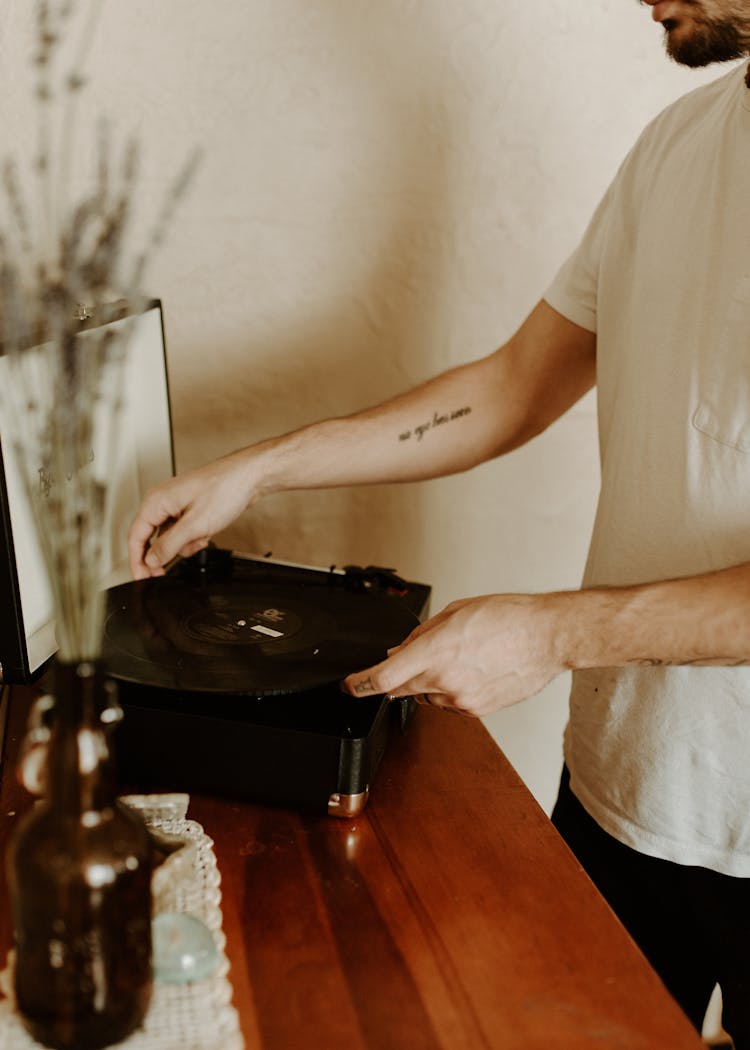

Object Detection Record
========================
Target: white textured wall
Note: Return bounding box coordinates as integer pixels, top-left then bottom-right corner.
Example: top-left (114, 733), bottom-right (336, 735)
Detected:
top-left (0, 2), bottom-right (725, 812)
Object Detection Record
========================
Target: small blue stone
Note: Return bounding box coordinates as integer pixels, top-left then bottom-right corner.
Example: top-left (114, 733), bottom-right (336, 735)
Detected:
top-left (152, 912), bottom-right (220, 984)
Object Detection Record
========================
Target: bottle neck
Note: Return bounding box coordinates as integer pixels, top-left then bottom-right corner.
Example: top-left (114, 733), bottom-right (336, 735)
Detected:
top-left (45, 660), bottom-right (121, 816)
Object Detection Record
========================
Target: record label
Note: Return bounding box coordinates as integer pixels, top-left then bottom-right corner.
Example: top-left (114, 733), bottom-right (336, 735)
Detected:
top-left (182, 601), bottom-right (303, 647)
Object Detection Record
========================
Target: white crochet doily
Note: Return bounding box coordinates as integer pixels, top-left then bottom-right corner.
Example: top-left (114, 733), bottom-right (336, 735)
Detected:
top-left (0, 794), bottom-right (245, 1050)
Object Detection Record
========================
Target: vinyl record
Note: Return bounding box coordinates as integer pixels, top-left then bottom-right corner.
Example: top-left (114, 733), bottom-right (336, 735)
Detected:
top-left (102, 563), bottom-right (419, 696)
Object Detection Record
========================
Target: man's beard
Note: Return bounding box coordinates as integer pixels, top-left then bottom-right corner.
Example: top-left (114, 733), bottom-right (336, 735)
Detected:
top-left (662, 3), bottom-right (750, 67)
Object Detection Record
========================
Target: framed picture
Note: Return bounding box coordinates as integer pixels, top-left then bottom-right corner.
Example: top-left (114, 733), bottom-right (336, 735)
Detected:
top-left (0, 299), bottom-right (174, 683)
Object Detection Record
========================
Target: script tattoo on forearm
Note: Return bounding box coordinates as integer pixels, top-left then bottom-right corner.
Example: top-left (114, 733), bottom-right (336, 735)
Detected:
top-left (398, 406), bottom-right (472, 443)
top-left (633, 656), bottom-right (750, 667)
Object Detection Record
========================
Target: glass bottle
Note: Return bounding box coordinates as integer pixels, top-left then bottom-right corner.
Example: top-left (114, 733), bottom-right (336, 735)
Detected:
top-left (7, 660), bottom-right (153, 1050)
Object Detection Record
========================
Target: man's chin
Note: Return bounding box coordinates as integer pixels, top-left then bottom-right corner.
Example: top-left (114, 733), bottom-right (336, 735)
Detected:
top-left (666, 39), bottom-right (716, 66)
top-left (665, 24), bottom-right (747, 67)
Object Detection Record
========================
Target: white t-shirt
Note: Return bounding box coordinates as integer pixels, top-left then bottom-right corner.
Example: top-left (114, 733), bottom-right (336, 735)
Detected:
top-left (545, 63), bottom-right (750, 877)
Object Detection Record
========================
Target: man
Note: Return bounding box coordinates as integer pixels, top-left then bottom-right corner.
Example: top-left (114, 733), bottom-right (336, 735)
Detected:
top-left (129, 2), bottom-right (750, 1043)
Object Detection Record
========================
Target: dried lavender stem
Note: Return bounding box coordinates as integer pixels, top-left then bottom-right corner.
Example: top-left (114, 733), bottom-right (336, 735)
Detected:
top-left (56, 0), bottom-right (104, 233)
top-left (0, 1), bottom-right (197, 662)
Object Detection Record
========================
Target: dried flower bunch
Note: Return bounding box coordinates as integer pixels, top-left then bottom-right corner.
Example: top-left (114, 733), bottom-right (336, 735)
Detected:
top-left (0, 0), bottom-right (197, 662)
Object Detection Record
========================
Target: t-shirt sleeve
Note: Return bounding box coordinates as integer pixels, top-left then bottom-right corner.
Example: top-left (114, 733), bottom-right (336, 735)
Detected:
top-left (544, 94), bottom-right (678, 336)
top-left (543, 178), bottom-right (618, 335)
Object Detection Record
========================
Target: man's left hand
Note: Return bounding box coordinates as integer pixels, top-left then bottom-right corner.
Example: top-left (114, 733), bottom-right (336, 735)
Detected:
top-left (342, 593), bottom-right (567, 717)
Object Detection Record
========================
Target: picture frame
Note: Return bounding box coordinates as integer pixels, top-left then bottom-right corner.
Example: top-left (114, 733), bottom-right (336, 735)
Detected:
top-left (0, 299), bottom-right (174, 683)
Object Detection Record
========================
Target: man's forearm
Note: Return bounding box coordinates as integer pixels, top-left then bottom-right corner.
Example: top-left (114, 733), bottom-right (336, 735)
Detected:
top-left (253, 359), bottom-right (504, 496)
top-left (254, 299), bottom-right (596, 497)
top-left (341, 560), bottom-right (750, 716)
top-left (557, 562), bottom-right (750, 672)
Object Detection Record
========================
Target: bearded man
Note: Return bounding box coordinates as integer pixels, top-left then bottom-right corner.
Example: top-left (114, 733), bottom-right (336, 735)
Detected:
top-left (130, 3), bottom-right (750, 1043)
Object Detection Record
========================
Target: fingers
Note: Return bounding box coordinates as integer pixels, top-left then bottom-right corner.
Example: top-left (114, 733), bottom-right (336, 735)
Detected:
top-left (147, 521), bottom-right (210, 574)
top-left (343, 597), bottom-right (511, 717)
top-left (128, 483), bottom-right (211, 578)
top-left (343, 639), bottom-right (427, 699)
top-left (345, 606), bottom-right (460, 700)
top-left (128, 522), bottom-right (174, 579)
top-left (344, 659), bottom-right (474, 716)
top-left (413, 693), bottom-right (477, 717)
top-left (128, 505), bottom-right (165, 579)
top-left (343, 638), bottom-right (471, 715)
top-left (127, 461), bottom-right (220, 579)
top-left (128, 454), bottom-right (255, 578)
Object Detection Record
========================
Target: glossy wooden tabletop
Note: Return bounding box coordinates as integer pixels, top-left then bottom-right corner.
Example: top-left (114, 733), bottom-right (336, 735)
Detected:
top-left (0, 686), bottom-right (707, 1050)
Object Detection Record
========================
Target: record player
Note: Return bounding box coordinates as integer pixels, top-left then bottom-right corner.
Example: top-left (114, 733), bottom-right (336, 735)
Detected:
top-left (103, 546), bottom-right (430, 816)
top-left (0, 300), bottom-right (430, 816)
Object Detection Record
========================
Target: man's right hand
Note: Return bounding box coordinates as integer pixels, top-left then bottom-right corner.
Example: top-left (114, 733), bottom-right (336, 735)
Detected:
top-left (128, 449), bottom-right (259, 578)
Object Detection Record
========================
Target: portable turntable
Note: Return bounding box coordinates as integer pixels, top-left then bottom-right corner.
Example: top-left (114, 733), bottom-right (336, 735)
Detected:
top-left (103, 546), bottom-right (430, 816)
top-left (0, 299), bottom-right (430, 816)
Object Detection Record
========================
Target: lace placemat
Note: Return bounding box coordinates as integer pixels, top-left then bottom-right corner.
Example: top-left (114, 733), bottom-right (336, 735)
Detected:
top-left (0, 794), bottom-right (245, 1050)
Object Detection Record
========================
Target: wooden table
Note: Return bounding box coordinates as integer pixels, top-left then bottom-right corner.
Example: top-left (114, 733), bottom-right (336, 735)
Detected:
top-left (0, 685), bottom-right (707, 1050)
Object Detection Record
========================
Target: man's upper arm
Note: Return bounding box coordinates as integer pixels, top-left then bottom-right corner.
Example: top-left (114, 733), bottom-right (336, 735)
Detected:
top-left (492, 298), bottom-right (596, 448)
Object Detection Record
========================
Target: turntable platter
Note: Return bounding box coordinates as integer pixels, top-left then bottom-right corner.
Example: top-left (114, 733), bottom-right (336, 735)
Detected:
top-left (101, 561), bottom-right (420, 696)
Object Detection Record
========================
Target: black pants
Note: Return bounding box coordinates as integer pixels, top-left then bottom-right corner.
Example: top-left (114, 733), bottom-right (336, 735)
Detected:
top-left (551, 766), bottom-right (750, 1048)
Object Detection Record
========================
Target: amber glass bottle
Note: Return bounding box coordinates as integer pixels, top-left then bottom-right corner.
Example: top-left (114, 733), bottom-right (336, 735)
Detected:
top-left (7, 660), bottom-right (153, 1050)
